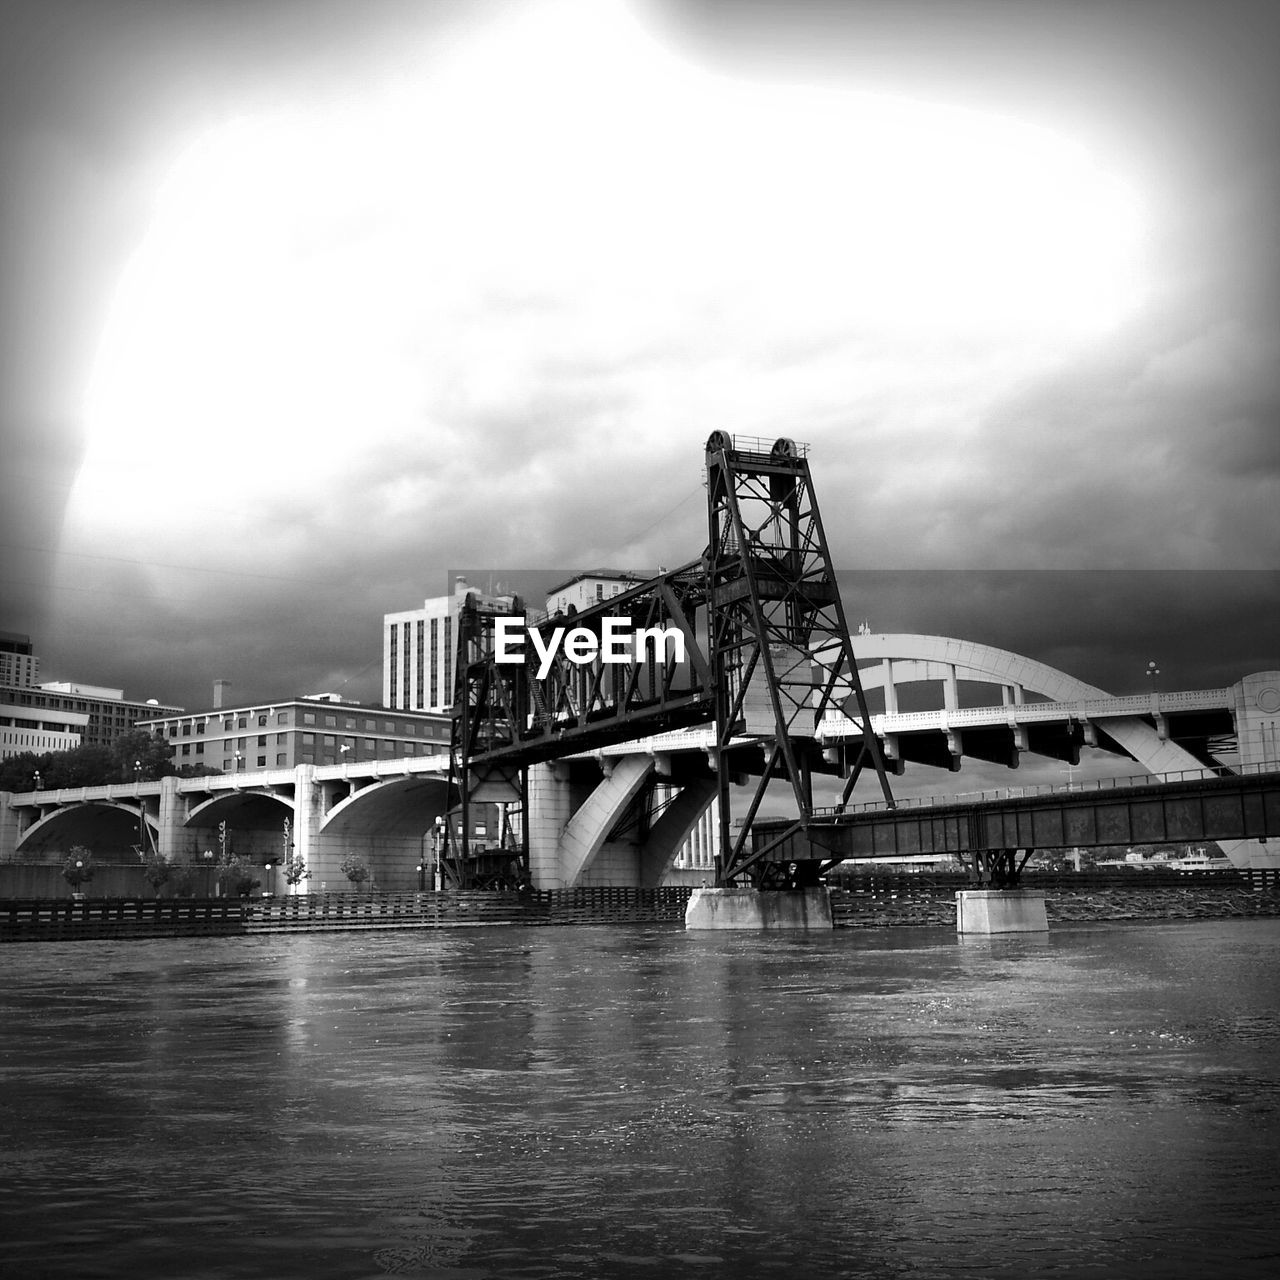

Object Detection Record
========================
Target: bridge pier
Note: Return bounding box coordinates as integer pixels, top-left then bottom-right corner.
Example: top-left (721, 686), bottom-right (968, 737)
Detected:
top-left (685, 886), bottom-right (834, 930)
top-left (955, 889), bottom-right (1048, 934)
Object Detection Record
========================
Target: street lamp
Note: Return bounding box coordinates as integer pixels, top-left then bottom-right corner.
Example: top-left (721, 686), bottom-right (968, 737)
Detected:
top-left (263, 861), bottom-right (274, 897)
top-left (1146, 661), bottom-right (1161, 690)
top-left (203, 849), bottom-right (214, 897)
top-left (134, 759), bottom-right (144, 853)
top-left (32, 770), bottom-right (40, 791)
top-left (416, 862), bottom-right (425, 891)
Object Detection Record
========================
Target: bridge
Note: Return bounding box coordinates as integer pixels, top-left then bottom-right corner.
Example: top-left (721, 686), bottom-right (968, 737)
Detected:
top-left (4, 657), bottom-right (1278, 892)
top-left (3, 435), bottom-right (1278, 907)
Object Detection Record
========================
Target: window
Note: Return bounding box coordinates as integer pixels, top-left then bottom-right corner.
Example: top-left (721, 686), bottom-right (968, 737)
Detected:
top-left (238, 717), bottom-right (247, 729)
top-left (258, 714), bottom-right (267, 727)
top-left (224, 719), bottom-right (234, 732)
top-left (277, 711), bottom-right (289, 725)
top-left (181, 744), bottom-right (190, 756)
top-left (324, 715), bottom-right (336, 728)
top-left (196, 722), bottom-right (206, 734)
top-left (276, 733), bottom-right (286, 744)
top-left (181, 724), bottom-right (191, 737)
top-left (195, 743), bottom-right (204, 755)
top-left (323, 735), bottom-right (335, 747)
top-left (302, 733), bottom-right (315, 745)
top-left (257, 735), bottom-right (266, 746)
top-left (276, 753), bottom-right (287, 766)
top-left (257, 756), bottom-right (266, 767)
top-left (303, 712), bottom-right (316, 726)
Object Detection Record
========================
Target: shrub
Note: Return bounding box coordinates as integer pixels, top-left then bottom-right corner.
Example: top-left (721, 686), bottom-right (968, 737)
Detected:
top-left (215, 852), bottom-right (260, 898)
top-left (63, 846), bottom-right (95, 891)
top-left (340, 853), bottom-right (370, 890)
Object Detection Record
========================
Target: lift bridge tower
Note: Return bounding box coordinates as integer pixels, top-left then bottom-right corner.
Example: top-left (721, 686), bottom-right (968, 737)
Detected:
top-left (443, 433), bottom-right (892, 891)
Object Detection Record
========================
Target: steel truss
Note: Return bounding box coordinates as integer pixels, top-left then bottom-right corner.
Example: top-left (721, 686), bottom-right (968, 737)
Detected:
top-left (443, 594), bottom-right (530, 888)
top-left (445, 435), bottom-right (894, 888)
top-left (704, 432), bottom-right (894, 885)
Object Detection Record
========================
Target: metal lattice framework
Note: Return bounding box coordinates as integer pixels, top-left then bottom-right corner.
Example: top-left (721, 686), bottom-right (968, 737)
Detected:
top-left (444, 434), bottom-right (894, 887)
top-left (704, 432), bottom-right (893, 885)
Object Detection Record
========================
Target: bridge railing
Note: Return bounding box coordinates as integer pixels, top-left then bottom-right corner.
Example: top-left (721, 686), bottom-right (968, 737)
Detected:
top-left (817, 686), bottom-right (1234, 735)
top-left (815, 759), bottom-right (1280, 817)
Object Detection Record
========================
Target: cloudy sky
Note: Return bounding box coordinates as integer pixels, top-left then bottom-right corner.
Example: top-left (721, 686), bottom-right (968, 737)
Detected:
top-left (3, 0), bottom-right (1277, 773)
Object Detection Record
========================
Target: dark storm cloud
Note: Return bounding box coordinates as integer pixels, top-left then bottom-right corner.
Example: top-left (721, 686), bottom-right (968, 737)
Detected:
top-left (841, 570), bottom-right (1280, 693)
top-left (4, 0), bottom-right (1278, 712)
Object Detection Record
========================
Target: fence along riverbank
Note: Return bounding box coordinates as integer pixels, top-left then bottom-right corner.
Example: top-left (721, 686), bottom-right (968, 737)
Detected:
top-left (3, 873), bottom-right (1279, 943)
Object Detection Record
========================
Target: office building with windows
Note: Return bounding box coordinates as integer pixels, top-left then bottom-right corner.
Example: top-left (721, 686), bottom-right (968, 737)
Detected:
top-left (0, 632), bottom-right (39, 688)
top-left (0, 680), bottom-right (183, 749)
top-left (383, 577), bottom-right (518, 713)
top-left (136, 694), bottom-right (452, 773)
top-left (544, 570), bottom-right (647, 616)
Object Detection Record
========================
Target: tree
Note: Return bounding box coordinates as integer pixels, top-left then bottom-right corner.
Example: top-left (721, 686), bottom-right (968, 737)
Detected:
top-left (282, 852), bottom-right (310, 888)
top-left (214, 852), bottom-right (260, 898)
top-left (340, 853), bottom-right (370, 891)
top-left (111, 729), bottom-right (175, 782)
top-left (0, 751), bottom-right (50, 793)
top-left (63, 846), bottom-right (95, 894)
top-left (139, 848), bottom-right (171, 897)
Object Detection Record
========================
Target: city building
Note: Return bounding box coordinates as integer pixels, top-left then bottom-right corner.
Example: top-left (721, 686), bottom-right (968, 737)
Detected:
top-left (0, 699), bottom-right (88, 762)
top-left (382, 572), bottom-right (649, 714)
top-left (0, 681), bottom-right (182, 749)
top-left (136, 694), bottom-right (452, 772)
top-left (0, 632), bottom-right (39, 687)
top-left (544, 570), bottom-right (647, 616)
top-left (383, 577), bottom-right (517, 713)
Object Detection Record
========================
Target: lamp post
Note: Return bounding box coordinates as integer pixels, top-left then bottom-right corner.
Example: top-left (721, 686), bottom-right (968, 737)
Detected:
top-left (263, 861), bottom-right (274, 897)
top-left (134, 759), bottom-right (145, 854)
top-left (416, 862), bottom-right (425, 891)
top-left (433, 815), bottom-right (446, 891)
top-left (203, 849), bottom-right (214, 897)
top-left (32, 770), bottom-right (40, 791)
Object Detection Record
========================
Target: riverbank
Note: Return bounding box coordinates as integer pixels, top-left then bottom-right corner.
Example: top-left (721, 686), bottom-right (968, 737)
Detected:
top-left (3, 876), bottom-right (1278, 942)
top-left (828, 880), bottom-right (1280, 929)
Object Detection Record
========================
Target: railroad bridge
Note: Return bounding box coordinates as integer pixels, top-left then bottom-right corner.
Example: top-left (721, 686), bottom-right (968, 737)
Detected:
top-left (3, 436), bottom-right (1279, 899)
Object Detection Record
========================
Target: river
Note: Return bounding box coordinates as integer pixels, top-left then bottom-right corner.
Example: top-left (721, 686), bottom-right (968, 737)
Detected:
top-left (2, 919), bottom-right (1278, 1278)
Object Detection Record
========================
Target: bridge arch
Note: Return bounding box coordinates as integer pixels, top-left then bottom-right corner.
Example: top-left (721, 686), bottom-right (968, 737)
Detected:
top-left (17, 801), bottom-right (154, 858)
top-left (849, 632), bottom-right (1208, 776)
top-left (319, 775), bottom-right (450, 836)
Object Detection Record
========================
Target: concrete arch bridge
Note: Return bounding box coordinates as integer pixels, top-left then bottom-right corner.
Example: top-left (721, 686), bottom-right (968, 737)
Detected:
top-left (3, 639), bottom-right (1277, 887)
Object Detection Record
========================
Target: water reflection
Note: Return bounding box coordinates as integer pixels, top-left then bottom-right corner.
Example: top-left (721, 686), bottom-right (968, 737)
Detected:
top-left (2, 920), bottom-right (1278, 1278)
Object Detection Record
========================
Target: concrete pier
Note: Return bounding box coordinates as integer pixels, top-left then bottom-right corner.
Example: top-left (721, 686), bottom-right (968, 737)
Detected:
top-left (955, 888), bottom-right (1048, 934)
top-left (684, 886), bottom-right (834, 930)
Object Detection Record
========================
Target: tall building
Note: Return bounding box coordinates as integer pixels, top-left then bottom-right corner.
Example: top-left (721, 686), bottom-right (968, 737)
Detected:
top-left (0, 632), bottom-right (38, 687)
top-left (383, 577), bottom-right (517, 712)
top-left (137, 694), bottom-right (452, 772)
top-left (0, 681), bottom-right (182, 749)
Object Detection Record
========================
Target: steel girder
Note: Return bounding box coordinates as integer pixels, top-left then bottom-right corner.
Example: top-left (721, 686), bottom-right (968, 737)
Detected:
top-left (445, 436), bottom-right (894, 889)
top-left (703, 431), bottom-right (894, 885)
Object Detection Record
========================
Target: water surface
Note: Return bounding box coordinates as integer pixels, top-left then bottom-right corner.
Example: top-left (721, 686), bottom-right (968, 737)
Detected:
top-left (2, 919), bottom-right (1278, 1278)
